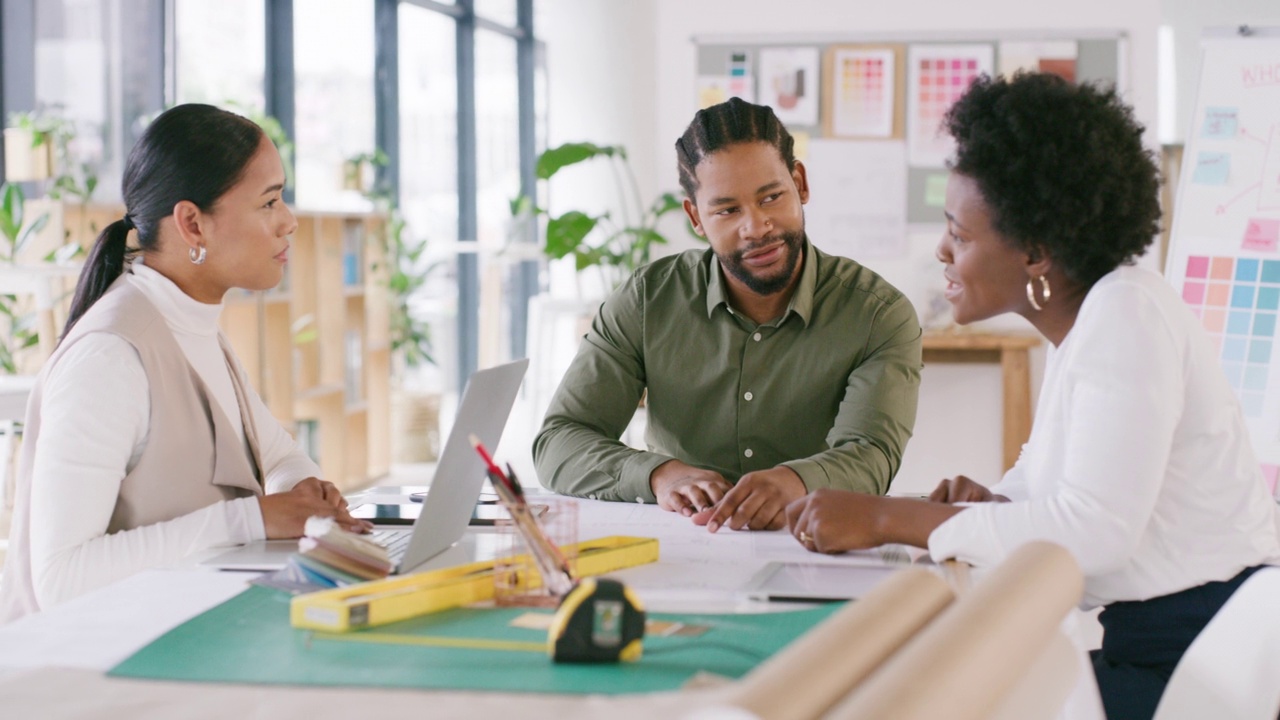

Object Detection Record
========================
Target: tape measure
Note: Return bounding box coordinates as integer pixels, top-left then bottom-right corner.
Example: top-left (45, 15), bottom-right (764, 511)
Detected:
top-left (548, 577), bottom-right (646, 663)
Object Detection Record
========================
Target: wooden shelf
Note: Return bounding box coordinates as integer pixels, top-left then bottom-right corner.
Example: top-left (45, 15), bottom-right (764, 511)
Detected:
top-left (220, 212), bottom-right (392, 489)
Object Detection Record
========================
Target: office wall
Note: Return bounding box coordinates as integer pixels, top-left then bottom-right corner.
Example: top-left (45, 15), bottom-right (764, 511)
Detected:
top-left (650, 0), bottom-right (1163, 493)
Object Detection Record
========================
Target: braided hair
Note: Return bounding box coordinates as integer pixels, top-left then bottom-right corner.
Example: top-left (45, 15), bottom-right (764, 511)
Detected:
top-left (675, 97), bottom-right (797, 199)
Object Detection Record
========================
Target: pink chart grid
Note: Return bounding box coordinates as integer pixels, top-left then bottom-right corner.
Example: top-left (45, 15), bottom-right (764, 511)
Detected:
top-left (1180, 255), bottom-right (1280, 418)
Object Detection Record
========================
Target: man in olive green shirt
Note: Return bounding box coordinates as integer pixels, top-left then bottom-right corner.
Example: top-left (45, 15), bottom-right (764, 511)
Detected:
top-left (534, 98), bottom-right (921, 532)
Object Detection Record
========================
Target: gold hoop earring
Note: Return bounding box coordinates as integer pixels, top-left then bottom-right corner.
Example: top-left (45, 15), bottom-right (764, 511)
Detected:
top-left (1026, 275), bottom-right (1050, 311)
top-left (189, 245), bottom-right (207, 265)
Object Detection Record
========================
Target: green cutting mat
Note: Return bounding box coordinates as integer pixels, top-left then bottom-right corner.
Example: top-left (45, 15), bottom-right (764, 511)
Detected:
top-left (109, 586), bottom-right (841, 694)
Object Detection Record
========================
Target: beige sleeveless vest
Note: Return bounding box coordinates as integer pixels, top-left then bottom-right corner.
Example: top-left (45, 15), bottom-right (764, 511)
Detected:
top-left (0, 276), bottom-right (264, 622)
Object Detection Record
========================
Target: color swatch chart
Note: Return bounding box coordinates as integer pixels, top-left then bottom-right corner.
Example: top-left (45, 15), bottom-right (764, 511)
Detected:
top-left (907, 45), bottom-right (992, 167)
top-left (916, 57), bottom-right (979, 117)
top-left (1181, 255), bottom-right (1280, 417)
top-left (838, 55), bottom-right (886, 124)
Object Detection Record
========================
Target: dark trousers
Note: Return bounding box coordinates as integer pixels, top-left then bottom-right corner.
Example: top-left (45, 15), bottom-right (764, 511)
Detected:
top-left (1090, 565), bottom-right (1264, 720)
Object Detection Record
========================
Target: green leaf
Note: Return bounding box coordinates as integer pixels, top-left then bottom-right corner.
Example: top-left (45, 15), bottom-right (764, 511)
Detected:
top-left (650, 192), bottom-right (685, 218)
top-left (544, 211), bottom-right (598, 259)
top-left (0, 184), bottom-right (24, 243)
top-left (535, 142), bottom-right (620, 180)
top-left (574, 248), bottom-right (605, 271)
top-left (631, 228), bottom-right (667, 247)
top-left (509, 194), bottom-right (538, 218)
top-left (16, 212), bottom-right (50, 253)
top-left (46, 242), bottom-right (83, 263)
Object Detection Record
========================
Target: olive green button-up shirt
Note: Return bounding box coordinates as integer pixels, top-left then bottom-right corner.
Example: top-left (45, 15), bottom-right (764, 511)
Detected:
top-left (533, 239), bottom-right (922, 503)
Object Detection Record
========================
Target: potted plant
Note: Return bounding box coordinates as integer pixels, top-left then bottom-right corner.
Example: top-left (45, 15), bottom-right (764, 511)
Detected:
top-left (4, 110), bottom-right (99, 265)
top-left (510, 142), bottom-right (693, 293)
top-left (2, 116), bottom-right (56, 183)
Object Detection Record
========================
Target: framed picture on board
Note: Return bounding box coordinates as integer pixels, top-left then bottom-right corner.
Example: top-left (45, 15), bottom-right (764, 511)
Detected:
top-left (822, 44), bottom-right (906, 140)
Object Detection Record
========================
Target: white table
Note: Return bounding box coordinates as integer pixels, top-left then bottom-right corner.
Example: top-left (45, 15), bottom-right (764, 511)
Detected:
top-left (0, 496), bottom-right (1103, 719)
top-left (0, 498), bottom-right (882, 717)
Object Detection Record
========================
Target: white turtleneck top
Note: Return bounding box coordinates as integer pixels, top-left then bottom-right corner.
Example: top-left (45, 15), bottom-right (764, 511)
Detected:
top-left (26, 260), bottom-right (320, 607)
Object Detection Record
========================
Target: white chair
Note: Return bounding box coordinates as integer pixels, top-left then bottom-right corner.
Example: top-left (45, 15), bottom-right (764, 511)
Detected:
top-left (1153, 566), bottom-right (1280, 720)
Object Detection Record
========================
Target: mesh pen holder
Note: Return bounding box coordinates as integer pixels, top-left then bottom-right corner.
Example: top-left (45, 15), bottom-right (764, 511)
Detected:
top-left (493, 498), bottom-right (579, 608)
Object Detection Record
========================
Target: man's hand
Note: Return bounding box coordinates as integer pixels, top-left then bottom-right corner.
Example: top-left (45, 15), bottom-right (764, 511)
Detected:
top-left (259, 477), bottom-right (372, 539)
top-left (694, 467), bottom-right (806, 532)
top-left (649, 460), bottom-right (732, 516)
top-left (785, 489), bottom-right (887, 553)
top-left (928, 475), bottom-right (1008, 504)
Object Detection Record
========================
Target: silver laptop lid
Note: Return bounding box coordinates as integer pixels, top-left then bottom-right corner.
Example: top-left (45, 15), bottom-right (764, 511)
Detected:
top-left (397, 358), bottom-right (529, 572)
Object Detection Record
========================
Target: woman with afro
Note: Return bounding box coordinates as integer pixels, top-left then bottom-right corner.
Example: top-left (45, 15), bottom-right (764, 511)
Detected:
top-left (784, 72), bottom-right (1280, 719)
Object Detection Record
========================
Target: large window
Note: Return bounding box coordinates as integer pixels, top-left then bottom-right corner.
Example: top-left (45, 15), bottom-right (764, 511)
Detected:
top-left (294, 0), bottom-right (376, 212)
top-left (474, 29), bottom-right (521, 365)
top-left (399, 5), bottom-right (459, 250)
top-left (30, 0), bottom-right (118, 201)
top-left (173, 0), bottom-right (266, 111)
top-left (6, 0), bottom-right (540, 398)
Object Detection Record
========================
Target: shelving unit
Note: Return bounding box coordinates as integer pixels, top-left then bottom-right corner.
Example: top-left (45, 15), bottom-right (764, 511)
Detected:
top-left (221, 211), bottom-right (392, 490)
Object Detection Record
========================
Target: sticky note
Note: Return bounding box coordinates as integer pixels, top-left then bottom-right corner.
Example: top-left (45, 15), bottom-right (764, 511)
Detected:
top-left (1192, 152), bottom-right (1231, 186)
top-left (1242, 218), bottom-right (1280, 252)
top-left (791, 131), bottom-right (810, 161)
top-left (924, 173), bottom-right (948, 208)
top-left (1201, 107), bottom-right (1239, 140)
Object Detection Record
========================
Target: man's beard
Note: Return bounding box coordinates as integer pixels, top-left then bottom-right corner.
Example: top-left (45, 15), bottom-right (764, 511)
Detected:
top-left (718, 227), bottom-right (805, 296)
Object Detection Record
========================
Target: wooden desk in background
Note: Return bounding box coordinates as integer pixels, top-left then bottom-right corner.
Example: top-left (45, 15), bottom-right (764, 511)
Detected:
top-left (921, 332), bottom-right (1042, 472)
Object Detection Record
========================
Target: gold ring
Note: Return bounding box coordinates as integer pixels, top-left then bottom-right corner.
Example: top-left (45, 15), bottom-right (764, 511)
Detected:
top-left (798, 531), bottom-right (812, 545)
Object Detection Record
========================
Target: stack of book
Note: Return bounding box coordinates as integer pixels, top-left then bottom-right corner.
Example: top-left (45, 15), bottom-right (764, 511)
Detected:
top-left (286, 517), bottom-right (392, 589)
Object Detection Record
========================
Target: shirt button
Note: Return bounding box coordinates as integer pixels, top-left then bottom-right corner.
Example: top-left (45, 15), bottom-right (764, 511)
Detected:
top-left (753, 332), bottom-right (762, 341)
top-left (635, 497), bottom-right (644, 504)
top-left (588, 494), bottom-right (597, 500)
top-left (744, 449), bottom-right (754, 458)
top-left (744, 391), bottom-right (753, 401)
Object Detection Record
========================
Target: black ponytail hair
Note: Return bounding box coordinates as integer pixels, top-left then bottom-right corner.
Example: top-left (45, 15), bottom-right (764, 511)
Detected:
top-left (62, 103), bottom-right (265, 340)
top-left (675, 96), bottom-right (797, 200)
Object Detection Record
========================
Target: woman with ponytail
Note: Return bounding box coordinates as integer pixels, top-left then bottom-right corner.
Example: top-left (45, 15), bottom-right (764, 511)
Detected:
top-left (0, 104), bottom-right (370, 622)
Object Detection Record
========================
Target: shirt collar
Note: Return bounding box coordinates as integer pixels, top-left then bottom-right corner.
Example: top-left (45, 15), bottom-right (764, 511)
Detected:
top-left (705, 237), bottom-right (818, 327)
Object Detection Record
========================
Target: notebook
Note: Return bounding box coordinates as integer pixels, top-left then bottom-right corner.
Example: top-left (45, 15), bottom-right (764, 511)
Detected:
top-left (204, 358), bottom-right (529, 574)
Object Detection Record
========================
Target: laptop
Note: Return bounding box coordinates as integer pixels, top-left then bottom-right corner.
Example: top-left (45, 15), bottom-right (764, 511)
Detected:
top-left (204, 358), bottom-right (530, 574)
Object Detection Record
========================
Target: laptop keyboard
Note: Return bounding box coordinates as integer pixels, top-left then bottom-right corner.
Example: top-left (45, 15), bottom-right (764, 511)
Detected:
top-left (370, 529), bottom-right (412, 564)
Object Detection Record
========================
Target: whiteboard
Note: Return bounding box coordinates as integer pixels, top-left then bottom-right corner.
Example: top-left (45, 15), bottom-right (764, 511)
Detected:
top-left (1164, 30), bottom-right (1280, 486)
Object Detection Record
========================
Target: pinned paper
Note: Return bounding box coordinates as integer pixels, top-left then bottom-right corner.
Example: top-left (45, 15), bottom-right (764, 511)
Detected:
top-left (924, 173), bottom-right (948, 207)
top-left (1201, 107), bottom-right (1239, 140)
top-left (697, 76), bottom-right (730, 109)
top-left (1191, 152), bottom-right (1231, 186)
top-left (792, 131), bottom-right (811, 161)
top-left (1242, 218), bottom-right (1280, 252)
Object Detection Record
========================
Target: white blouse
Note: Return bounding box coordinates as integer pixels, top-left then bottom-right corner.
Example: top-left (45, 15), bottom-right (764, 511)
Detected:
top-left (26, 261), bottom-right (320, 608)
top-left (929, 266), bottom-right (1280, 608)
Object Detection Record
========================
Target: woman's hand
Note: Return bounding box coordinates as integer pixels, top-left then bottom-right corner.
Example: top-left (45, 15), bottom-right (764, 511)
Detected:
top-left (259, 477), bottom-right (372, 538)
top-left (786, 490), bottom-right (969, 554)
top-left (785, 489), bottom-right (888, 554)
top-left (928, 475), bottom-right (1008, 504)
